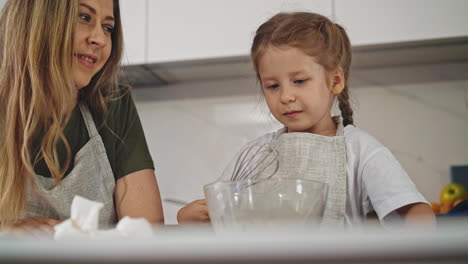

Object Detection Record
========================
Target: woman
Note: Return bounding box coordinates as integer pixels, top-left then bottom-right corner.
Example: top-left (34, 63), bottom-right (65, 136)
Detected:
top-left (0, 0), bottom-right (163, 231)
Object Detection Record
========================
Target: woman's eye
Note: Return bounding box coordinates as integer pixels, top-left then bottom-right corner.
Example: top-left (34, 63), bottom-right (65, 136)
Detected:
top-left (103, 24), bottom-right (114, 33)
top-left (79, 13), bottom-right (91, 22)
top-left (267, 84), bottom-right (279, 89)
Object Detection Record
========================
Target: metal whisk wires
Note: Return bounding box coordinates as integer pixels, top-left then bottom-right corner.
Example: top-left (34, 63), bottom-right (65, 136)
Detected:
top-left (230, 142), bottom-right (279, 181)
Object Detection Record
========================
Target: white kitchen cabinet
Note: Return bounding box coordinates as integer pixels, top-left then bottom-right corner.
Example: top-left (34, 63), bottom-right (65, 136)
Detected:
top-left (334, 0), bottom-right (468, 46)
top-left (120, 0), bottom-right (147, 65)
top-left (147, 0), bottom-right (332, 63)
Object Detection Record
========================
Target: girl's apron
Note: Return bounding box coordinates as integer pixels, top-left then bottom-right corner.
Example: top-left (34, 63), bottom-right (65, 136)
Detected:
top-left (270, 122), bottom-right (347, 227)
top-left (22, 104), bottom-right (117, 228)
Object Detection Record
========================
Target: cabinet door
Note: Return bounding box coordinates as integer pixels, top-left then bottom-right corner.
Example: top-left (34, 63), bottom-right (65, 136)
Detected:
top-left (147, 0), bottom-right (332, 63)
top-left (335, 0), bottom-right (468, 46)
top-left (120, 0), bottom-right (147, 65)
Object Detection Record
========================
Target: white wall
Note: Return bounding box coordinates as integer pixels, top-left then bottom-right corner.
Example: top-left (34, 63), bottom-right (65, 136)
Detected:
top-left (133, 75), bottom-right (468, 224)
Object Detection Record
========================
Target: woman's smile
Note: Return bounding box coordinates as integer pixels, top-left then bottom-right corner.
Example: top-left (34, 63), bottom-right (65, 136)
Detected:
top-left (75, 53), bottom-right (98, 69)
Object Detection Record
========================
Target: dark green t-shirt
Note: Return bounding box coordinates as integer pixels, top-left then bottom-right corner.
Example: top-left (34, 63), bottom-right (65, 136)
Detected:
top-left (33, 91), bottom-right (154, 181)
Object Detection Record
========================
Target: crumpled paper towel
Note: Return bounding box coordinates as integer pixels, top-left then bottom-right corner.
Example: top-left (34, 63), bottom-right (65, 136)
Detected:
top-left (54, 195), bottom-right (154, 240)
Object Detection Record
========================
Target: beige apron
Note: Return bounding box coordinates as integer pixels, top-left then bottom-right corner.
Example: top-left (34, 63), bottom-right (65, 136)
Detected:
top-left (23, 104), bottom-right (117, 228)
top-left (270, 122), bottom-right (347, 227)
top-left (241, 121), bottom-right (347, 227)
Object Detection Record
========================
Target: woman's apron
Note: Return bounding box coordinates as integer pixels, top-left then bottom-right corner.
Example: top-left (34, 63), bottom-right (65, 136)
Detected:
top-left (22, 104), bottom-right (117, 228)
top-left (270, 122), bottom-right (347, 227)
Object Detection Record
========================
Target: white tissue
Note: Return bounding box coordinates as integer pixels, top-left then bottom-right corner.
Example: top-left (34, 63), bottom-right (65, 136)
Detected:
top-left (70, 195), bottom-right (103, 232)
top-left (116, 216), bottom-right (154, 238)
top-left (54, 219), bottom-right (86, 239)
top-left (54, 195), bottom-right (155, 240)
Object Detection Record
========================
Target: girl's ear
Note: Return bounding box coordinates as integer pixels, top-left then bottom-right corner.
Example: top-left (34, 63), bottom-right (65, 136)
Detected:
top-left (330, 67), bottom-right (345, 95)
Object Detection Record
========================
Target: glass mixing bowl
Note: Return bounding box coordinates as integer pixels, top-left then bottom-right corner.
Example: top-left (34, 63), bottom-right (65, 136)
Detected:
top-left (204, 178), bottom-right (328, 233)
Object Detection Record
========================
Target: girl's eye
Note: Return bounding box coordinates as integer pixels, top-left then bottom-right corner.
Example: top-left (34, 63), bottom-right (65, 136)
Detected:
top-left (294, 79), bottom-right (308, 84)
top-left (79, 13), bottom-right (91, 22)
top-left (267, 84), bottom-right (279, 89)
top-left (103, 24), bottom-right (114, 33)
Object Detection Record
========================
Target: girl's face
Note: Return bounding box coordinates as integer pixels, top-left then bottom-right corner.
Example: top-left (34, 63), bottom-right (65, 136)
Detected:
top-left (73, 0), bottom-right (114, 89)
top-left (258, 45), bottom-right (341, 135)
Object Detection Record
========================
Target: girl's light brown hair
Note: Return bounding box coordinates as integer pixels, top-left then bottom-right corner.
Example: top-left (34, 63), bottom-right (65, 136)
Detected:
top-left (0, 0), bottom-right (124, 227)
top-left (251, 12), bottom-right (354, 127)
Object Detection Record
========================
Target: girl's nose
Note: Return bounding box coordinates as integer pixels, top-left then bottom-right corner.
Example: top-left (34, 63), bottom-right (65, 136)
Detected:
top-left (280, 86), bottom-right (296, 103)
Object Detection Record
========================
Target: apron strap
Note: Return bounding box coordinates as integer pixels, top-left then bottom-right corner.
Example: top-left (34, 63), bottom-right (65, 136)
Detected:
top-left (79, 103), bottom-right (99, 138)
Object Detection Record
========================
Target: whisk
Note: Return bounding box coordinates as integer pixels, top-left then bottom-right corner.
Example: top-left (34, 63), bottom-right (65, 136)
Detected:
top-left (230, 142), bottom-right (280, 181)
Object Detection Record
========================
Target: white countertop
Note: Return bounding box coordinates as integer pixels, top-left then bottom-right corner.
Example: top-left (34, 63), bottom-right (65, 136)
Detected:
top-left (1, 221), bottom-right (468, 264)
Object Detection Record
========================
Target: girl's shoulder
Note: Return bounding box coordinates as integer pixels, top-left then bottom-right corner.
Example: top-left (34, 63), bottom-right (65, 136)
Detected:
top-left (343, 125), bottom-right (387, 157)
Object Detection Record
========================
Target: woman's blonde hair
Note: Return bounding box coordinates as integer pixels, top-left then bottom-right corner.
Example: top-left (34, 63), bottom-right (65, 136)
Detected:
top-left (251, 12), bottom-right (354, 127)
top-left (0, 0), bottom-right (123, 227)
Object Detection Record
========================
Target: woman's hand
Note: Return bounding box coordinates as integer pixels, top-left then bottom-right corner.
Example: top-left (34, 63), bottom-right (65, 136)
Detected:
top-left (177, 199), bottom-right (210, 223)
top-left (10, 216), bottom-right (61, 237)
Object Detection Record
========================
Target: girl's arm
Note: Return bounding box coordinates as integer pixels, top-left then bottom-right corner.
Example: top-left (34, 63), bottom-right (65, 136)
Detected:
top-left (114, 169), bottom-right (164, 225)
top-left (396, 202), bottom-right (436, 228)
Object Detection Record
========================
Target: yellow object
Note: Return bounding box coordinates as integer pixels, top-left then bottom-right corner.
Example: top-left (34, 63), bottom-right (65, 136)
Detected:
top-left (439, 183), bottom-right (467, 205)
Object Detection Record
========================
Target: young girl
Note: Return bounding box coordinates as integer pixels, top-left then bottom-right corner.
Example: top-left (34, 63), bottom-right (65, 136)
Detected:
top-left (0, 0), bottom-right (163, 232)
top-left (178, 12), bottom-right (435, 228)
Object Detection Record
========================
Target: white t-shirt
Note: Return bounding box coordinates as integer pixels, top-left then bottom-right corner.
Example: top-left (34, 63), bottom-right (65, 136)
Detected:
top-left (220, 126), bottom-right (428, 228)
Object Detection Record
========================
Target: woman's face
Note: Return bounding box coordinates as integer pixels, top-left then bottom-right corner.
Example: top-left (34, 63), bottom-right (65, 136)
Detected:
top-left (73, 0), bottom-right (114, 89)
